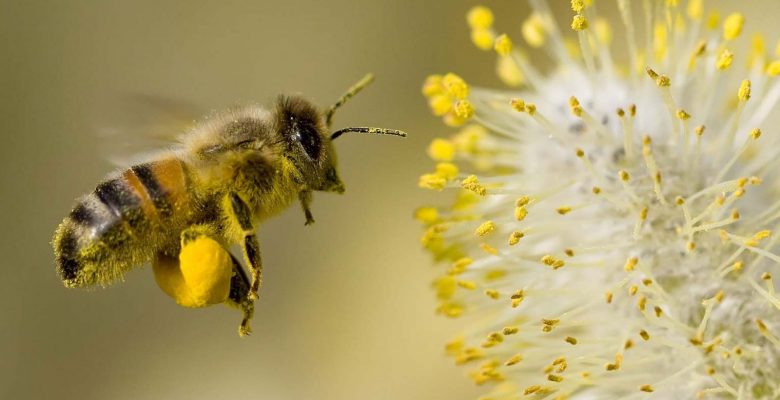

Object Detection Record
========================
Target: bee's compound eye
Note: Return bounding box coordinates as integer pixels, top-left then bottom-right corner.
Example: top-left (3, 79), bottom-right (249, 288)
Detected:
top-left (297, 125), bottom-right (321, 160)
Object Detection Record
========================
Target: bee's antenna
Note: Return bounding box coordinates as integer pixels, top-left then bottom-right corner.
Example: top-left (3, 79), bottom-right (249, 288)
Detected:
top-left (330, 127), bottom-right (407, 140)
top-left (325, 73), bottom-right (375, 128)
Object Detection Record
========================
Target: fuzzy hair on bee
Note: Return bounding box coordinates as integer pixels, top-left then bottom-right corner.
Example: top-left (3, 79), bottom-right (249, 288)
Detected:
top-left (52, 74), bottom-right (406, 336)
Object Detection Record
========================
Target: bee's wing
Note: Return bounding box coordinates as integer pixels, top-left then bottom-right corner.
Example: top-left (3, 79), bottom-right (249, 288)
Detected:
top-left (96, 94), bottom-right (204, 167)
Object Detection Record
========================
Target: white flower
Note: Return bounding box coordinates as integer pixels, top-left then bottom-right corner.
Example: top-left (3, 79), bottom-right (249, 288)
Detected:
top-left (418, 1), bottom-right (780, 398)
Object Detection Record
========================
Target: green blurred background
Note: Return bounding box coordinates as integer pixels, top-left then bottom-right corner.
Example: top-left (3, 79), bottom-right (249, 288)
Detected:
top-left (0, 1), bottom-right (774, 399)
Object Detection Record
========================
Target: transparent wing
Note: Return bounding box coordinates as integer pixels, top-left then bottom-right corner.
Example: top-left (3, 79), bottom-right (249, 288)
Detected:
top-left (95, 94), bottom-right (204, 167)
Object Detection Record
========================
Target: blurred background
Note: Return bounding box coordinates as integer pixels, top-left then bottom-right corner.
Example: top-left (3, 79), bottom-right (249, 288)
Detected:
top-left (0, 1), bottom-right (775, 399)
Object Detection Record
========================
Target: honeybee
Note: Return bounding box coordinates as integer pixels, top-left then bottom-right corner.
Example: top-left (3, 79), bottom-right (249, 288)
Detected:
top-left (52, 74), bottom-right (406, 336)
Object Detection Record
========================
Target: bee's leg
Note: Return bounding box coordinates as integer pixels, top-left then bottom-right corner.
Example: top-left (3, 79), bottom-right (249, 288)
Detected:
top-left (225, 254), bottom-right (255, 337)
top-left (226, 192), bottom-right (263, 301)
top-left (299, 189), bottom-right (315, 226)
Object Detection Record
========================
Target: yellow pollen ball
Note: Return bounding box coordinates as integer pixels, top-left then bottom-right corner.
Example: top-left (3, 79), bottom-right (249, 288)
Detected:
top-left (471, 28), bottom-right (495, 51)
top-left (427, 138), bottom-right (456, 161)
top-left (467, 6), bottom-right (494, 30)
top-left (522, 13), bottom-right (546, 48)
top-left (494, 34), bottom-right (513, 56)
top-left (153, 235), bottom-right (232, 308)
top-left (571, 15), bottom-right (588, 31)
top-left (707, 10), bottom-right (721, 30)
top-left (723, 12), bottom-right (745, 41)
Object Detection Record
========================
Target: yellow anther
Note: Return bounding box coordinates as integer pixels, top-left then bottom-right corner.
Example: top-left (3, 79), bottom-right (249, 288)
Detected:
top-left (422, 74), bottom-right (444, 97)
top-left (762, 272), bottom-right (772, 281)
top-left (575, 148), bottom-right (585, 158)
top-left (731, 261), bottom-right (744, 273)
top-left (638, 295), bottom-right (647, 311)
top-left (461, 175), bottom-right (486, 196)
top-left (428, 94), bottom-right (453, 116)
top-left (687, 241), bottom-right (696, 252)
top-left (494, 34), bottom-right (513, 56)
top-left (695, 125), bottom-right (705, 136)
top-left (629, 104), bottom-right (637, 116)
top-left (505, 354), bottom-right (523, 366)
top-left (571, 15), bottom-right (588, 31)
top-left (471, 28), bottom-right (495, 51)
top-left (443, 73), bottom-right (469, 99)
top-left (524, 385), bottom-right (541, 395)
top-left (565, 336), bottom-right (578, 345)
top-left (467, 6), bottom-right (494, 30)
top-left (522, 13), bottom-right (546, 48)
top-left (629, 285), bottom-right (638, 296)
top-left (731, 210), bottom-right (740, 220)
top-left (419, 174), bottom-right (447, 191)
top-left (654, 23), bottom-right (668, 59)
top-left (656, 74), bottom-right (671, 87)
top-left (564, 249), bottom-right (574, 257)
top-left (592, 186), bottom-right (602, 194)
top-left (542, 318), bottom-right (560, 332)
top-left (457, 280), bottom-right (477, 290)
top-left (510, 98), bottom-right (526, 112)
top-left (454, 100), bottom-right (474, 119)
top-left (508, 231), bottom-right (524, 246)
top-left (571, 0), bottom-right (584, 13)
top-left (435, 163), bottom-right (459, 181)
top-left (768, 61), bottom-right (780, 76)
top-left (687, 0), bottom-right (703, 20)
top-left (475, 220), bottom-right (496, 237)
top-left (639, 330), bottom-right (650, 341)
top-left (750, 128), bottom-right (761, 139)
top-left (640, 384), bottom-right (654, 393)
top-left (716, 49), bottom-right (734, 70)
top-left (556, 206), bottom-right (572, 215)
top-left (485, 289), bottom-right (500, 299)
top-left (480, 243), bottom-right (498, 255)
top-left (749, 176), bottom-right (762, 185)
top-left (605, 291), bottom-right (613, 303)
top-left (595, 18), bottom-right (612, 45)
top-left (755, 230), bottom-right (772, 240)
top-left (548, 374), bottom-right (564, 383)
top-left (675, 196), bottom-right (685, 205)
top-left (497, 55), bottom-right (524, 87)
top-left (723, 12), bottom-right (745, 41)
top-left (619, 170), bottom-right (630, 182)
top-left (498, 327), bottom-right (517, 336)
top-left (640, 207), bottom-right (648, 221)
top-left (448, 257), bottom-right (473, 275)
top-left (616, 108), bottom-right (625, 117)
top-left (677, 109), bottom-right (691, 120)
top-left (516, 197), bottom-right (530, 207)
top-left (414, 206), bottom-right (438, 224)
top-left (624, 257), bottom-right (638, 272)
top-left (514, 206), bottom-right (528, 221)
top-left (715, 290), bottom-right (725, 302)
top-left (624, 339), bottom-right (634, 349)
top-left (525, 103), bottom-right (536, 115)
top-left (654, 306), bottom-right (663, 317)
top-left (739, 80), bottom-right (752, 101)
top-left (707, 10), bottom-right (720, 30)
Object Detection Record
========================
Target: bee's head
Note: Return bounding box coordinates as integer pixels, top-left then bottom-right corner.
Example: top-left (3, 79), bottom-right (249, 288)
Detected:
top-left (275, 95), bottom-right (344, 193)
top-left (275, 74), bottom-right (407, 194)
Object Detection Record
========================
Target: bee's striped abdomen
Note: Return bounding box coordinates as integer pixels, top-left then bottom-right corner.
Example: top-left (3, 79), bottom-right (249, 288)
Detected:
top-left (54, 158), bottom-right (193, 288)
